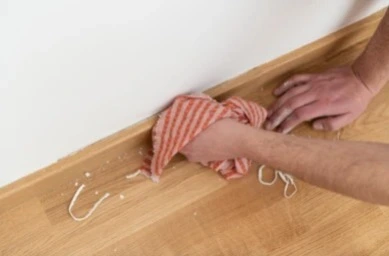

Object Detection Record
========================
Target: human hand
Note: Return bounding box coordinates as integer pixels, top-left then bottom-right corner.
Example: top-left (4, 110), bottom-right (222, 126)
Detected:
top-left (264, 66), bottom-right (375, 134)
top-left (180, 119), bottom-right (252, 164)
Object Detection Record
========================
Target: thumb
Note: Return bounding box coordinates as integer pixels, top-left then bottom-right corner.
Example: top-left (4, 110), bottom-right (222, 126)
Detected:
top-left (313, 114), bottom-right (353, 131)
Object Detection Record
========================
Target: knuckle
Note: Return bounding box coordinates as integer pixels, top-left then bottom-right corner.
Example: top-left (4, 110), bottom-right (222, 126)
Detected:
top-left (320, 98), bottom-right (332, 108)
top-left (284, 101), bottom-right (295, 110)
top-left (284, 97), bottom-right (302, 110)
top-left (281, 80), bottom-right (291, 88)
top-left (289, 86), bottom-right (304, 95)
top-left (285, 75), bottom-right (300, 86)
top-left (293, 109), bottom-right (308, 120)
top-left (279, 106), bottom-right (293, 117)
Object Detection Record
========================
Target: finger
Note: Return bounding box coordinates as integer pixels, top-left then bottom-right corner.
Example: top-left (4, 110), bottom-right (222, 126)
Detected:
top-left (274, 74), bottom-right (312, 96)
top-left (268, 84), bottom-right (311, 116)
top-left (265, 92), bottom-right (316, 130)
top-left (275, 102), bottom-right (332, 134)
top-left (277, 101), bottom-right (351, 134)
top-left (312, 113), bottom-right (354, 131)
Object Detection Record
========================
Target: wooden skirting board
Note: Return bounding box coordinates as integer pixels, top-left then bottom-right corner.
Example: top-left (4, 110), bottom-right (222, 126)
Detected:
top-left (2, 9), bottom-right (389, 255)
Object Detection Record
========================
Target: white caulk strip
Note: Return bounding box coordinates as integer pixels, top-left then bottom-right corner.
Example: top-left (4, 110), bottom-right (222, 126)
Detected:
top-left (126, 170), bottom-right (145, 179)
top-left (258, 165), bottom-right (297, 198)
top-left (126, 170), bottom-right (154, 182)
top-left (68, 184), bottom-right (110, 222)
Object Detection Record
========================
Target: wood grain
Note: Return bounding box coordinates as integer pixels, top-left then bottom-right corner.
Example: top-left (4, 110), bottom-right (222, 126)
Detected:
top-left (1, 9), bottom-right (389, 256)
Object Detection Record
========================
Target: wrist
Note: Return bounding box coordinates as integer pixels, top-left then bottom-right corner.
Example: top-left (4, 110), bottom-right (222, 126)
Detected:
top-left (352, 56), bottom-right (385, 96)
top-left (242, 127), bottom-right (270, 163)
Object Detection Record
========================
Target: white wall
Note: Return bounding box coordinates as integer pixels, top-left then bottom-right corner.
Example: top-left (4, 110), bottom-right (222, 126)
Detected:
top-left (1, 0), bottom-right (387, 187)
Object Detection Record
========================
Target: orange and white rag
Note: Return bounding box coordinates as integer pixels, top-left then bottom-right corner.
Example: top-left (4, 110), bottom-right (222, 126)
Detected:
top-left (138, 93), bottom-right (266, 182)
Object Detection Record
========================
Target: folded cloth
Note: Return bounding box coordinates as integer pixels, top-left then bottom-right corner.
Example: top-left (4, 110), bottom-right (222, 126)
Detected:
top-left (140, 93), bottom-right (267, 182)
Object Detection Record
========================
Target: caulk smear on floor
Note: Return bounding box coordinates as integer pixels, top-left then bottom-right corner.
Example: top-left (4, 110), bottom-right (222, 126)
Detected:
top-left (68, 184), bottom-right (110, 222)
top-left (258, 165), bottom-right (297, 198)
top-left (126, 169), bottom-right (147, 180)
top-left (68, 168), bottom-right (150, 221)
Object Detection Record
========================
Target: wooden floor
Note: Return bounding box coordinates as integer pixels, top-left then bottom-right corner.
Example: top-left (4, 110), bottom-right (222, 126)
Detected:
top-left (2, 10), bottom-right (389, 256)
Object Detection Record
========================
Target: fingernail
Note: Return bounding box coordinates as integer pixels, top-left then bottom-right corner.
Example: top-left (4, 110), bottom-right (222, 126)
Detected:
top-left (313, 122), bottom-right (323, 130)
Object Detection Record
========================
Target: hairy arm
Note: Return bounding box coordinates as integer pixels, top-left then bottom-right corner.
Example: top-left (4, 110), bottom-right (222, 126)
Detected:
top-left (181, 119), bottom-right (389, 205)
top-left (353, 9), bottom-right (389, 93)
top-left (245, 128), bottom-right (389, 205)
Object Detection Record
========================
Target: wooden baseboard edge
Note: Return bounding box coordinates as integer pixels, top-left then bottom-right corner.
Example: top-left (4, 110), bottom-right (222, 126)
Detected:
top-left (0, 8), bottom-right (385, 209)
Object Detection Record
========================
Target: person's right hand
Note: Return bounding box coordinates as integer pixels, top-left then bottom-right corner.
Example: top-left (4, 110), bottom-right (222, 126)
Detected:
top-left (180, 119), bottom-right (252, 164)
top-left (264, 66), bottom-right (376, 134)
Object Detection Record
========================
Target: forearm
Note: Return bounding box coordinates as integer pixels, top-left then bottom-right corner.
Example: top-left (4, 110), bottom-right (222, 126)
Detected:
top-left (353, 9), bottom-right (389, 93)
top-left (244, 129), bottom-right (389, 205)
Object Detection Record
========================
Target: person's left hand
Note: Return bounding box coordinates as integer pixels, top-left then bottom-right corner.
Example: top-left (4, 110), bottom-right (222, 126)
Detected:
top-left (264, 67), bottom-right (375, 134)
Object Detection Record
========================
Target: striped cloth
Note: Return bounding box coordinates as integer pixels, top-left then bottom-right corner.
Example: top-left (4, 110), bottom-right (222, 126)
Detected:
top-left (140, 93), bottom-right (267, 182)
